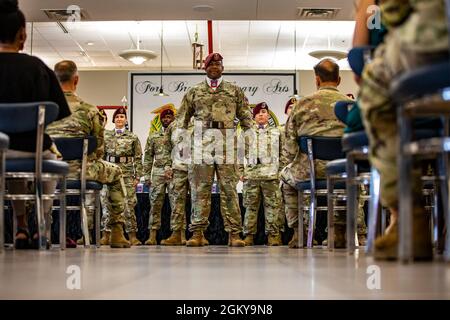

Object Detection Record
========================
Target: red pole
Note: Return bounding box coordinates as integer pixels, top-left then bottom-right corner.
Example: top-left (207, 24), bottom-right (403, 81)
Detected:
top-left (207, 20), bottom-right (213, 54)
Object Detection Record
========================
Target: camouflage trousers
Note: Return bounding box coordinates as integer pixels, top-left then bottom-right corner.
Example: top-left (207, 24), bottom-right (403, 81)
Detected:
top-left (168, 169), bottom-right (188, 231)
top-left (66, 159), bottom-right (126, 227)
top-left (359, 37), bottom-right (449, 209)
top-left (188, 164), bottom-right (242, 234)
top-left (243, 179), bottom-right (282, 236)
top-left (281, 181), bottom-right (367, 235)
top-left (100, 175), bottom-right (138, 232)
top-left (148, 173), bottom-right (170, 230)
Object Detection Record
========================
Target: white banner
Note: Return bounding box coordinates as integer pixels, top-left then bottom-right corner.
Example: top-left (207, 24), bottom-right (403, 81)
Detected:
top-left (129, 72), bottom-right (296, 148)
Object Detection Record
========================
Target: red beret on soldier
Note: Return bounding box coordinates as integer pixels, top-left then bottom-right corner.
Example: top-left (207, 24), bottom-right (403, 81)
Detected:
top-left (284, 97), bottom-right (297, 114)
top-left (252, 102), bottom-right (269, 118)
top-left (112, 107), bottom-right (127, 123)
top-left (203, 52), bottom-right (223, 69)
top-left (160, 108), bottom-right (175, 118)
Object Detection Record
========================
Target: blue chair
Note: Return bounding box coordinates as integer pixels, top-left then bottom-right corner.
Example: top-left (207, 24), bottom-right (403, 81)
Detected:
top-left (0, 132), bottom-right (9, 252)
top-left (0, 102), bottom-right (69, 250)
top-left (391, 61), bottom-right (450, 262)
top-left (347, 46), bottom-right (375, 77)
top-left (296, 136), bottom-right (345, 248)
top-left (53, 136), bottom-right (103, 248)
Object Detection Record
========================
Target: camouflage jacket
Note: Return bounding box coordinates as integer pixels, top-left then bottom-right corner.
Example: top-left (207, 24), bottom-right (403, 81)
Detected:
top-left (244, 124), bottom-right (283, 181)
top-left (104, 129), bottom-right (143, 179)
top-left (46, 92), bottom-right (104, 178)
top-left (177, 79), bottom-right (254, 131)
top-left (165, 121), bottom-right (192, 172)
top-left (282, 87), bottom-right (349, 180)
top-left (143, 128), bottom-right (171, 181)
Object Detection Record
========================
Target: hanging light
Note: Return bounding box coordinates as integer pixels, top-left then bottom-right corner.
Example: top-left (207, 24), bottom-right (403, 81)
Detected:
top-left (154, 21), bottom-right (169, 97)
top-left (308, 49), bottom-right (348, 60)
top-left (290, 22), bottom-right (301, 100)
top-left (119, 27), bottom-right (157, 65)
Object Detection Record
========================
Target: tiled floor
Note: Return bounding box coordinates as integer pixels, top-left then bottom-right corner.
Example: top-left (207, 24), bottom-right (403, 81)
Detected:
top-left (1, 246), bottom-right (449, 299)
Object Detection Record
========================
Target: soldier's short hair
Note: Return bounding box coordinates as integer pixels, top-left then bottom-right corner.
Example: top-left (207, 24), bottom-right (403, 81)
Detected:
top-left (313, 59), bottom-right (340, 83)
top-left (54, 60), bottom-right (78, 83)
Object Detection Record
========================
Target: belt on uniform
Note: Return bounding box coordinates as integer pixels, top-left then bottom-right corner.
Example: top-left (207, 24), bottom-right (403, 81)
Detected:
top-left (106, 155), bottom-right (134, 163)
top-left (203, 121), bottom-right (226, 129)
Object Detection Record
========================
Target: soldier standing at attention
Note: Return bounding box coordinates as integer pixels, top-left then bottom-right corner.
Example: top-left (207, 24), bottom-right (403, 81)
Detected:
top-left (160, 118), bottom-right (192, 246)
top-left (176, 52), bottom-right (254, 247)
top-left (242, 102), bottom-right (283, 246)
top-left (103, 107), bottom-right (143, 246)
top-left (143, 107), bottom-right (175, 245)
top-left (46, 60), bottom-right (130, 248)
top-left (281, 59), bottom-right (350, 248)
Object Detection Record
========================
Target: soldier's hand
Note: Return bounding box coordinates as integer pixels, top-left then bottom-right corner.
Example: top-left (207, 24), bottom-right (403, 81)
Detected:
top-left (164, 168), bottom-right (173, 180)
top-left (240, 175), bottom-right (246, 182)
top-left (133, 178), bottom-right (139, 188)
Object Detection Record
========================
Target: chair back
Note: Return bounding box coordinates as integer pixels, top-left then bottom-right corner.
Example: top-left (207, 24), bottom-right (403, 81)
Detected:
top-left (0, 102), bottom-right (59, 133)
top-left (53, 136), bottom-right (97, 161)
top-left (347, 46), bottom-right (375, 77)
top-left (334, 100), bottom-right (355, 125)
top-left (298, 136), bottom-right (344, 161)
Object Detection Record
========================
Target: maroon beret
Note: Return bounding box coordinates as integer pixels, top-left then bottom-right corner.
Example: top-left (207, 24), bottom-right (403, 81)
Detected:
top-left (204, 52), bottom-right (223, 69)
top-left (253, 102), bottom-right (269, 118)
top-left (160, 108), bottom-right (175, 118)
top-left (112, 107), bottom-right (127, 123)
top-left (284, 97), bottom-right (297, 114)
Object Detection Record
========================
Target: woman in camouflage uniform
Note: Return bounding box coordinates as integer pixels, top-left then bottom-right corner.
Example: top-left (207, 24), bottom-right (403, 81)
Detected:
top-left (102, 107), bottom-right (143, 246)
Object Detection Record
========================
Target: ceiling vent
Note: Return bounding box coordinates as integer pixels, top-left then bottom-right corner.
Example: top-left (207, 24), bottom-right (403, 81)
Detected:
top-left (297, 8), bottom-right (340, 20)
top-left (41, 8), bottom-right (90, 33)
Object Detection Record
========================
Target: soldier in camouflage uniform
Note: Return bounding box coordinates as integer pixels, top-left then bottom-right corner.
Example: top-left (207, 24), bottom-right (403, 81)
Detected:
top-left (102, 107), bottom-right (143, 246)
top-left (160, 119), bottom-right (192, 245)
top-left (277, 98), bottom-right (297, 237)
top-left (281, 59), bottom-right (350, 248)
top-left (177, 52), bottom-right (254, 247)
top-left (359, 0), bottom-right (448, 259)
top-left (46, 60), bottom-right (130, 248)
top-left (242, 102), bottom-right (283, 246)
top-left (143, 108), bottom-right (175, 245)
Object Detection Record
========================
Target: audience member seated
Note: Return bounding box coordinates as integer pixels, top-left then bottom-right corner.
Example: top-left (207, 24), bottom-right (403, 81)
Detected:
top-left (0, 0), bottom-right (71, 248)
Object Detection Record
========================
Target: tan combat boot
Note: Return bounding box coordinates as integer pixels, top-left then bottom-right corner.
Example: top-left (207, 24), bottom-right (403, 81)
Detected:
top-left (128, 231), bottom-right (142, 246)
top-left (110, 224), bottom-right (131, 248)
top-left (76, 234), bottom-right (92, 245)
top-left (288, 228), bottom-right (299, 248)
top-left (99, 231), bottom-right (110, 245)
top-left (161, 230), bottom-right (182, 246)
top-left (228, 233), bottom-right (245, 247)
top-left (374, 209), bottom-right (432, 261)
top-left (145, 231), bottom-right (157, 245)
top-left (186, 231), bottom-right (208, 247)
top-left (267, 233), bottom-right (282, 246)
top-left (181, 229), bottom-right (187, 245)
top-left (243, 234), bottom-right (254, 246)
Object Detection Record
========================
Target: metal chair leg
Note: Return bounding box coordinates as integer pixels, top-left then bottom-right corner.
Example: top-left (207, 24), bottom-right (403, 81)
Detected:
top-left (297, 190), bottom-right (304, 248)
top-left (366, 168), bottom-right (380, 254)
top-left (307, 190), bottom-right (316, 248)
top-left (398, 110), bottom-right (413, 263)
top-left (327, 175), bottom-right (335, 250)
top-left (59, 176), bottom-right (66, 250)
top-left (95, 190), bottom-right (101, 248)
top-left (346, 153), bottom-right (357, 253)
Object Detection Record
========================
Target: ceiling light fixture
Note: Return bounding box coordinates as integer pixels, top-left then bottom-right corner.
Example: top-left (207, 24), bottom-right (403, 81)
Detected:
top-left (119, 28), bottom-right (157, 65)
top-left (309, 49), bottom-right (348, 60)
top-left (192, 5), bottom-right (214, 12)
top-left (154, 21), bottom-right (169, 97)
